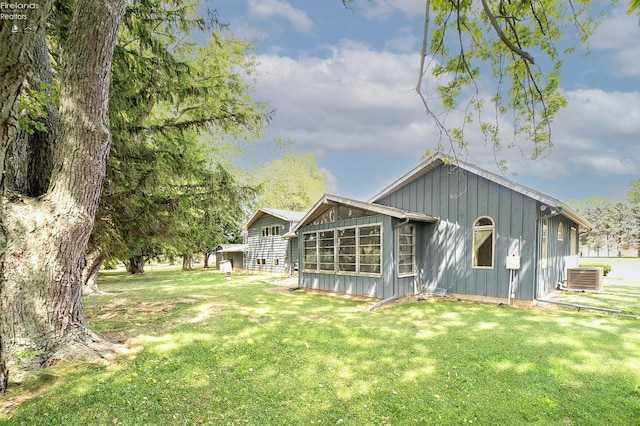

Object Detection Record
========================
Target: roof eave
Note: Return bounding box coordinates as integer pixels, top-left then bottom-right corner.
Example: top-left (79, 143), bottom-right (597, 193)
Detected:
top-left (292, 194), bottom-right (438, 234)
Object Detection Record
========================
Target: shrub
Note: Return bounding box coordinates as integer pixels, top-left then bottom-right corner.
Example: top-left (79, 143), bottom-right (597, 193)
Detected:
top-left (102, 260), bottom-right (118, 270)
top-left (579, 263), bottom-right (611, 276)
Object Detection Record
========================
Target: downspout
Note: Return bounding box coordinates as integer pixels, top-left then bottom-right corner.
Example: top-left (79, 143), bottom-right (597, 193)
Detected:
top-left (532, 206), bottom-right (625, 316)
top-left (368, 218), bottom-right (410, 311)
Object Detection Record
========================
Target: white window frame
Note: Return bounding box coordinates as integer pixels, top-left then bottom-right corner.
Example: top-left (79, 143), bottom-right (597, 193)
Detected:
top-left (472, 216), bottom-right (495, 269)
top-left (302, 231), bottom-right (319, 272)
top-left (397, 223), bottom-right (416, 277)
top-left (302, 230), bottom-right (335, 273)
top-left (303, 223), bottom-right (382, 277)
top-left (261, 226), bottom-right (270, 237)
top-left (557, 222), bottom-right (564, 241)
top-left (570, 226), bottom-right (577, 256)
top-left (541, 218), bottom-right (548, 269)
top-left (356, 224), bottom-right (382, 276)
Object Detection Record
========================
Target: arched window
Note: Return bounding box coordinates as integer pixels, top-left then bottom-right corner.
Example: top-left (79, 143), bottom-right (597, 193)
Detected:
top-left (473, 217), bottom-right (495, 268)
top-left (557, 222), bottom-right (564, 241)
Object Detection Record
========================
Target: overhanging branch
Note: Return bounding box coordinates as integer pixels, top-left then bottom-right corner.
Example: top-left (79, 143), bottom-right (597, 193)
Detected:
top-left (481, 0), bottom-right (535, 64)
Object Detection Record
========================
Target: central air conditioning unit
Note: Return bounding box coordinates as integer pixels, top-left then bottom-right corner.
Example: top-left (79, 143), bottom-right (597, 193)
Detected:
top-left (566, 267), bottom-right (604, 291)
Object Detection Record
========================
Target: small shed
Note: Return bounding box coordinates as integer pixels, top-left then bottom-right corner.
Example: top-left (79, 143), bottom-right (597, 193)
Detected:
top-left (215, 244), bottom-right (247, 271)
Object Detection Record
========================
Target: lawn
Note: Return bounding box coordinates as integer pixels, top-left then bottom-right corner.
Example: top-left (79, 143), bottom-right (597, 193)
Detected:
top-left (547, 257), bottom-right (640, 316)
top-left (1, 267), bottom-right (639, 425)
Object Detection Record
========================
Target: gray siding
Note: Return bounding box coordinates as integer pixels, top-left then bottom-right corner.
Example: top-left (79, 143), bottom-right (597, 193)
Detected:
top-left (246, 215), bottom-right (297, 274)
top-left (298, 215), bottom-right (399, 299)
top-left (376, 164), bottom-right (541, 301)
top-left (537, 214), bottom-right (578, 297)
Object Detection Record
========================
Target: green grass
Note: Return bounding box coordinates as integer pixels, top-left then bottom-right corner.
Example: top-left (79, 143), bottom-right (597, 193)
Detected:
top-left (548, 257), bottom-right (640, 315)
top-left (2, 267), bottom-right (640, 425)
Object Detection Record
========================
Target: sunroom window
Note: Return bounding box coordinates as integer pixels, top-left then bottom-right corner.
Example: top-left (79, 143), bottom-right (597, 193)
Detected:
top-left (358, 225), bottom-right (381, 275)
top-left (304, 224), bottom-right (381, 276)
top-left (302, 230), bottom-right (335, 272)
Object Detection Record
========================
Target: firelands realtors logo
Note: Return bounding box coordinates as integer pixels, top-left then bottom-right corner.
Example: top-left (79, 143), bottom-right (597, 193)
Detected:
top-left (1, 2), bottom-right (39, 33)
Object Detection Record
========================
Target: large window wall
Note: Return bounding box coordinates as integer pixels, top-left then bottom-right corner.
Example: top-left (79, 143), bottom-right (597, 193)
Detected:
top-left (303, 224), bottom-right (382, 276)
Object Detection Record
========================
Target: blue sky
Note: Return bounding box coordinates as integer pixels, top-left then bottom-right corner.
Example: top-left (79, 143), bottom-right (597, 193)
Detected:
top-left (207, 0), bottom-right (639, 205)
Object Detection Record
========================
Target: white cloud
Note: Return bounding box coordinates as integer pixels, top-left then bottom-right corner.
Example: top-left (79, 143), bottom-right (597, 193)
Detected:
top-left (320, 167), bottom-right (340, 194)
top-left (361, 0), bottom-right (426, 20)
top-left (250, 37), bottom-right (639, 194)
top-left (247, 0), bottom-right (313, 32)
top-left (489, 88), bottom-right (640, 180)
top-left (254, 41), bottom-right (434, 154)
top-left (590, 5), bottom-right (640, 77)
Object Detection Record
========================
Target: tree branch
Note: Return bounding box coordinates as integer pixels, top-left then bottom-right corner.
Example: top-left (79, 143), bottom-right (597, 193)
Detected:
top-left (481, 0), bottom-right (535, 64)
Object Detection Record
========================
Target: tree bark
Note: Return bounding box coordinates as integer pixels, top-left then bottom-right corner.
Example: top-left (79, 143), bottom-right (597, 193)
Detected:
top-left (182, 254), bottom-right (192, 271)
top-left (203, 252), bottom-right (210, 268)
top-left (83, 247), bottom-right (107, 295)
top-left (0, 0), bottom-right (128, 375)
top-left (126, 256), bottom-right (146, 274)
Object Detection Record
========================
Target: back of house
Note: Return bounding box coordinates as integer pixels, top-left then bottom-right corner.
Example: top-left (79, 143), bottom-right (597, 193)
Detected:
top-left (294, 154), bottom-right (591, 305)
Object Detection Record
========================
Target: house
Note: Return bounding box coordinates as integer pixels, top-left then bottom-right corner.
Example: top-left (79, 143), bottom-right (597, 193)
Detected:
top-left (245, 208), bottom-right (306, 275)
top-left (215, 244), bottom-right (246, 271)
top-left (293, 154), bottom-right (592, 305)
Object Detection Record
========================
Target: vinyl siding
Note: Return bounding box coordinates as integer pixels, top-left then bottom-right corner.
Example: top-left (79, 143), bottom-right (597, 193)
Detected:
top-left (246, 215), bottom-right (297, 274)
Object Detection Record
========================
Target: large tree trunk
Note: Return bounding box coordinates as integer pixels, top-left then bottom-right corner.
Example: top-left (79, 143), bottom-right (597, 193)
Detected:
top-left (83, 247), bottom-right (107, 296)
top-left (203, 252), bottom-right (211, 268)
top-left (126, 256), bottom-right (146, 274)
top-left (0, 0), bottom-right (128, 376)
top-left (182, 254), bottom-right (193, 271)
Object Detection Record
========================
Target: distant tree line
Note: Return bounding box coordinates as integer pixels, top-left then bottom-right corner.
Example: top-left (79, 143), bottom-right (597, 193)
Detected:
top-left (575, 180), bottom-right (640, 257)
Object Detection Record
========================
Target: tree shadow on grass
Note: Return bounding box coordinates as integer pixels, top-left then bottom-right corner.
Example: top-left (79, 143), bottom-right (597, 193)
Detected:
top-left (3, 273), bottom-right (639, 425)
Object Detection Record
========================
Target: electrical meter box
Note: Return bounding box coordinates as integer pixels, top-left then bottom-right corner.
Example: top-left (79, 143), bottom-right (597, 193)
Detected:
top-left (506, 255), bottom-right (521, 270)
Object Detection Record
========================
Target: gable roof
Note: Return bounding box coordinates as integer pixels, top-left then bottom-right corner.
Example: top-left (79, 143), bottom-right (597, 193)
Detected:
top-left (368, 154), bottom-right (592, 230)
top-left (216, 244), bottom-right (247, 253)
top-left (293, 194), bottom-right (438, 233)
top-left (245, 208), bottom-right (307, 230)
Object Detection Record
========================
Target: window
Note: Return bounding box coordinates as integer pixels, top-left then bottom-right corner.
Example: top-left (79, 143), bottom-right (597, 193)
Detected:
top-left (262, 225), bottom-right (280, 237)
top-left (358, 225), bottom-right (381, 274)
top-left (256, 258), bottom-right (266, 265)
top-left (303, 232), bottom-right (318, 271)
top-left (318, 230), bottom-right (335, 271)
top-left (557, 222), bottom-right (564, 241)
top-left (541, 219), bottom-right (548, 269)
top-left (304, 224), bottom-right (382, 276)
top-left (397, 224), bottom-right (415, 276)
top-left (337, 228), bottom-right (357, 272)
top-left (302, 230), bottom-right (335, 272)
top-left (570, 227), bottom-right (577, 255)
top-left (472, 217), bottom-right (494, 268)
top-left (273, 259), bottom-right (280, 266)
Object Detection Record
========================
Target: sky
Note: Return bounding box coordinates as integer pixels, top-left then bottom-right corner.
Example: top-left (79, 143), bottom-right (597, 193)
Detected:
top-left (206, 0), bottom-right (639, 205)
